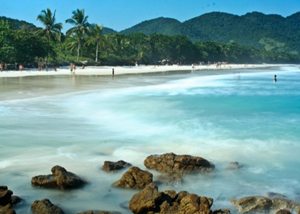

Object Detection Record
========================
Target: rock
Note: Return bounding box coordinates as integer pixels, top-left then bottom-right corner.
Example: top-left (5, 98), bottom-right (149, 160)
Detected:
top-left (231, 196), bottom-right (272, 213)
top-left (212, 209), bottom-right (231, 214)
top-left (144, 153), bottom-right (215, 176)
top-left (0, 186), bottom-right (13, 206)
top-left (226, 162), bottom-right (243, 170)
top-left (231, 196), bottom-right (300, 213)
top-left (31, 165), bottom-right (86, 190)
top-left (0, 186), bottom-right (19, 214)
top-left (276, 209), bottom-right (292, 214)
top-left (112, 166), bottom-right (153, 189)
top-left (31, 198), bottom-right (64, 214)
top-left (0, 203), bottom-right (16, 214)
top-left (271, 198), bottom-right (300, 212)
top-left (102, 160), bottom-right (132, 172)
top-left (129, 182), bottom-right (214, 214)
top-left (76, 211), bottom-right (121, 214)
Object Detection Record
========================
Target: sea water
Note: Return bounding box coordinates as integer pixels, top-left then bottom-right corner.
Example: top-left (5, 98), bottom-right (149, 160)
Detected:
top-left (0, 66), bottom-right (300, 213)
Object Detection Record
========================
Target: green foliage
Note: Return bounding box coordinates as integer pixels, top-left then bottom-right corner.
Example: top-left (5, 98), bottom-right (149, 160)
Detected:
top-left (120, 12), bottom-right (300, 55)
top-left (1, 11), bottom-right (300, 66)
top-left (65, 9), bottom-right (91, 61)
top-left (36, 8), bottom-right (63, 43)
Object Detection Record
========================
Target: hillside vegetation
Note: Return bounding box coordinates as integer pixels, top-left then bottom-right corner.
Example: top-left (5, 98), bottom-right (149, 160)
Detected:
top-left (121, 12), bottom-right (300, 55)
top-left (1, 10), bottom-right (300, 66)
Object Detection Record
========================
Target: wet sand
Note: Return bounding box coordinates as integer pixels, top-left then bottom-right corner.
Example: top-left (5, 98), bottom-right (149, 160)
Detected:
top-left (0, 64), bottom-right (287, 78)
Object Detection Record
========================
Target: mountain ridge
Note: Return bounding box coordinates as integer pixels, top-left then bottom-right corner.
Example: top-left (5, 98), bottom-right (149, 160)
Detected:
top-left (1, 11), bottom-right (300, 54)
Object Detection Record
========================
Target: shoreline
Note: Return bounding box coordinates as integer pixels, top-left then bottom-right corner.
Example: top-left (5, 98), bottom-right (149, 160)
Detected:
top-left (0, 64), bottom-right (294, 78)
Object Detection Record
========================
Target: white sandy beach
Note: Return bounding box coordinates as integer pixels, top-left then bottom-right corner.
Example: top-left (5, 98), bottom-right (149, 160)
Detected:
top-left (0, 64), bottom-right (288, 78)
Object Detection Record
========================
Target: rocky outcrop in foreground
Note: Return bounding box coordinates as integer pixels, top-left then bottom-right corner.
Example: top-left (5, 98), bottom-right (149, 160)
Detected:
top-left (0, 186), bottom-right (21, 214)
top-left (231, 195), bottom-right (300, 213)
top-left (31, 198), bottom-right (64, 214)
top-left (144, 153), bottom-right (215, 176)
top-left (112, 166), bottom-right (153, 189)
top-left (102, 160), bottom-right (132, 172)
top-left (129, 182), bottom-right (215, 214)
top-left (31, 165), bottom-right (86, 190)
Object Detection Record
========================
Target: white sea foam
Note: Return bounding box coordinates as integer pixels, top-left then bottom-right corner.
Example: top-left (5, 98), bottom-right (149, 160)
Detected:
top-left (1, 67), bottom-right (300, 213)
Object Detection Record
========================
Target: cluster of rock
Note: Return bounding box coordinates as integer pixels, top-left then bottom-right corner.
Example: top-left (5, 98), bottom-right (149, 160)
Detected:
top-left (0, 186), bottom-right (21, 214)
top-left (4, 152), bottom-right (300, 214)
top-left (110, 153), bottom-right (215, 189)
top-left (129, 182), bottom-right (230, 214)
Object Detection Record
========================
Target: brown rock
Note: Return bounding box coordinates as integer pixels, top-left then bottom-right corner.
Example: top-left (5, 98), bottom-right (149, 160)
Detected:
top-left (144, 153), bottom-right (215, 176)
top-left (0, 203), bottom-right (15, 214)
top-left (31, 165), bottom-right (86, 190)
top-left (231, 196), bottom-right (300, 213)
top-left (113, 166), bottom-right (153, 189)
top-left (102, 160), bottom-right (132, 172)
top-left (276, 209), bottom-right (292, 214)
top-left (213, 209), bottom-right (231, 214)
top-left (31, 198), bottom-right (64, 214)
top-left (0, 186), bottom-right (18, 214)
top-left (231, 196), bottom-right (272, 213)
top-left (0, 187), bottom-right (13, 206)
top-left (271, 198), bottom-right (300, 212)
top-left (129, 182), bottom-right (214, 214)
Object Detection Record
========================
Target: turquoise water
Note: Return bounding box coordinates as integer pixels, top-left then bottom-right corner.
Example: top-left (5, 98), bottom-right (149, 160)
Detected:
top-left (0, 66), bottom-right (300, 213)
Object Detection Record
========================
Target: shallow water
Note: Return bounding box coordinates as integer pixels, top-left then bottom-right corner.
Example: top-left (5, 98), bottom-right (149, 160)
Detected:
top-left (1, 66), bottom-right (300, 213)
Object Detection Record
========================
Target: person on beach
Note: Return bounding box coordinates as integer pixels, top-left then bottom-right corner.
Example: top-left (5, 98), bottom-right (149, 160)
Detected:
top-left (0, 62), bottom-right (2, 72)
top-left (274, 75), bottom-right (277, 82)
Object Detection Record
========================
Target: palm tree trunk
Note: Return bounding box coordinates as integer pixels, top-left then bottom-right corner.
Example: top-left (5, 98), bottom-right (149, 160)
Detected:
top-left (95, 43), bottom-right (99, 62)
top-left (77, 39), bottom-right (81, 62)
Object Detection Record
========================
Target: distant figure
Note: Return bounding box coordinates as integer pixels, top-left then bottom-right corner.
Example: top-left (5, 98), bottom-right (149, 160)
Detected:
top-left (54, 67), bottom-right (57, 72)
top-left (81, 65), bottom-right (85, 69)
top-left (0, 62), bottom-right (2, 72)
top-left (274, 75), bottom-right (277, 83)
top-left (19, 64), bottom-right (23, 71)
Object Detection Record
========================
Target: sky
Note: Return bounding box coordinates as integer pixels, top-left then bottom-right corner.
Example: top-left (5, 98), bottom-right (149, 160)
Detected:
top-left (1, 0), bottom-right (300, 32)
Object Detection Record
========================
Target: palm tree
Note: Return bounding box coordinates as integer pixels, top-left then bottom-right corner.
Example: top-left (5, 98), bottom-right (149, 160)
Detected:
top-left (36, 8), bottom-right (63, 54)
top-left (86, 24), bottom-right (103, 62)
top-left (65, 9), bottom-right (91, 61)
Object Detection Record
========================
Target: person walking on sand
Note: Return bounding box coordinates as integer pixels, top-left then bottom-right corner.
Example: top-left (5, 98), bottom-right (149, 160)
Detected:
top-left (0, 62), bottom-right (2, 72)
top-left (274, 75), bottom-right (277, 83)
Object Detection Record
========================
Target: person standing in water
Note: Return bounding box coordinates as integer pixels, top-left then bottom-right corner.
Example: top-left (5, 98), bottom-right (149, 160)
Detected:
top-left (274, 75), bottom-right (277, 83)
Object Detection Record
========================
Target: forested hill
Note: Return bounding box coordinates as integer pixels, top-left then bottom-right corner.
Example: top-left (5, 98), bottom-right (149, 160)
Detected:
top-left (121, 12), bottom-right (300, 55)
top-left (120, 17), bottom-right (182, 35)
top-left (0, 16), bottom-right (36, 30)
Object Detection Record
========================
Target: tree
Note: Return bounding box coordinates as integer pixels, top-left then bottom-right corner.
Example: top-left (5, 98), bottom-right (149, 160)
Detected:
top-left (86, 24), bottom-right (103, 62)
top-left (36, 8), bottom-right (63, 60)
top-left (65, 9), bottom-right (91, 61)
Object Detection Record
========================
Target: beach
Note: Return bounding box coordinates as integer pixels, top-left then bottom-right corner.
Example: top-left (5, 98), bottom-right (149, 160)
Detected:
top-left (1, 65), bottom-right (300, 213)
top-left (0, 64), bottom-right (286, 78)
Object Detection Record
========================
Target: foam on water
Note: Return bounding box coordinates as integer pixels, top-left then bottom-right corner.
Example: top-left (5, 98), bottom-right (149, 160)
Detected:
top-left (1, 66), bottom-right (300, 213)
